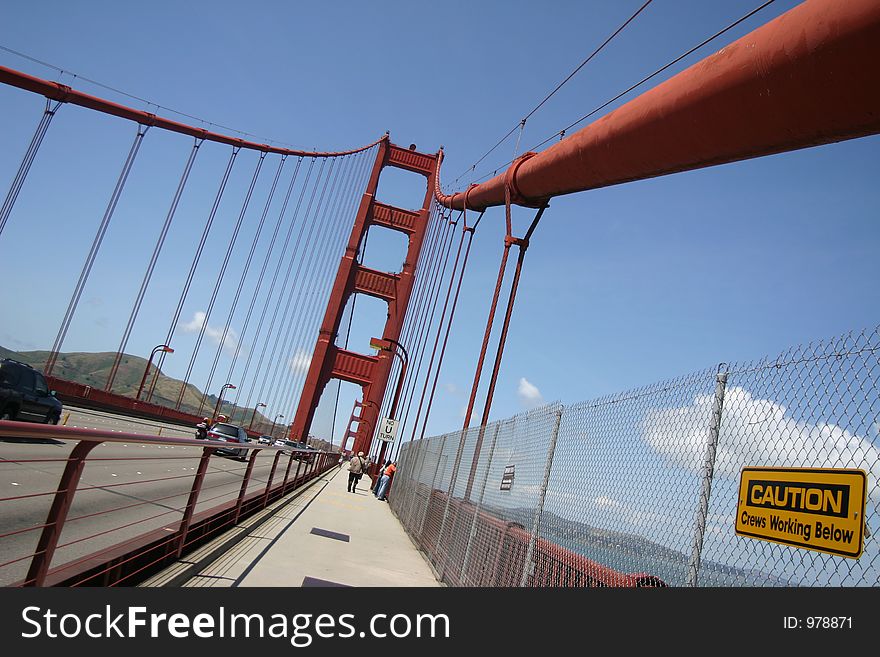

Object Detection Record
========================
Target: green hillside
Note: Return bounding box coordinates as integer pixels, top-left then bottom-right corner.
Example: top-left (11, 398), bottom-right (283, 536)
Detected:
top-left (0, 346), bottom-right (276, 430)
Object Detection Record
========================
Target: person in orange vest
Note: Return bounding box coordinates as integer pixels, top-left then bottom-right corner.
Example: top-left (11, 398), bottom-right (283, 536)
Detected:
top-left (375, 461), bottom-right (397, 501)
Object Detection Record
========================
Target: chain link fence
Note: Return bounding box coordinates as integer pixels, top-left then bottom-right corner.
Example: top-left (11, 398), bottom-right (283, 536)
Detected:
top-left (390, 326), bottom-right (879, 586)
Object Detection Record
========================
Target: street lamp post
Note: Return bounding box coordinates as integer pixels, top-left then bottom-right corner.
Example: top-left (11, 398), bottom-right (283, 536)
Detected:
top-left (212, 383), bottom-right (236, 421)
top-left (270, 414), bottom-right (285, 439)
top-left (136, 344), bottom-right (174, 401)
top-left (369, 337), bottom-right (408, 466)
top-left (249, 402), bottom-right (267, 431)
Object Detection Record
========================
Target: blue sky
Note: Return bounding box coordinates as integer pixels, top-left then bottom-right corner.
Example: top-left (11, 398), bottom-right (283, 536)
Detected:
top-left (0, 0), bottom-right (878, 450)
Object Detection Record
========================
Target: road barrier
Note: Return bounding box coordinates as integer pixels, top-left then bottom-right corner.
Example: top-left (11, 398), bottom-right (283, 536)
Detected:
top-left (0, 423), bottom-right (336, 586)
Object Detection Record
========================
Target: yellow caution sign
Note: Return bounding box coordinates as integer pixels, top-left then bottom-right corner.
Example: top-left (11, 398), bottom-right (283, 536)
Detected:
top-left (735, 467), bottom-right (867, 559)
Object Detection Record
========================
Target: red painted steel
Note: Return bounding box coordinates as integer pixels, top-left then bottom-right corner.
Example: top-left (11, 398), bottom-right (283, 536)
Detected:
top-left (24, 440), bottom-right (99, 586)
top-left (0, 421), bottom-right (335, 586)
top-left (175, 447), bottom-right (214, 558)
top-left (45, 374), bottom-right (265, 438)
top-left (0, 65), bottom-right (386, 158)
top-left (437, 0), bottom-right (880, 210)
top-left (420, 489), bottom-right (665, 587)
top-left (289, 143), bottom-right (439, 456)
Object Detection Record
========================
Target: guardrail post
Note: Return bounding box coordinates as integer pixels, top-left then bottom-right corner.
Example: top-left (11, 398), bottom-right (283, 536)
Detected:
top-left (687, 368), bottom-right (728, 587)
top-left (262, 451), bottom-right (283, 508)
top-left (437, 429), bottom-right (467, 559)
top-left (232, 449), bottom-right (260, 524)
top-left (281, 453), bottom-right (294, 490)
top-left (401, 440), bottom-right (429, 529)
top-left (520, 407), bottom-right (563, 587)
top-left (461, 421), bottom-right (502, 584)
top-left (176, 446), bottom-right (214, 558)
top-left (25, 440), bottom-right (100, 586)
top-left (291, 458), bottom-right (303, 490)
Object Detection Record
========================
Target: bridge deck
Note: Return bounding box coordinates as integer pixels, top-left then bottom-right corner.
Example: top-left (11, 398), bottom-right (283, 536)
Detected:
top-left (142, 465), bottom-right (441, 588)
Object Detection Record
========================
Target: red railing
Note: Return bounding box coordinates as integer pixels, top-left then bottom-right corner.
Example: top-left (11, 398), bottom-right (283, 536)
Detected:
top-left (46, 375), bottom-right (269, 439)
top-left (405, 486), bottom-right (666, 587)
top-left (0, 421), bottom-right (336, 586)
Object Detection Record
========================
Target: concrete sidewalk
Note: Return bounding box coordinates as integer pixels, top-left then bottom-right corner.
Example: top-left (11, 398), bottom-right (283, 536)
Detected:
top-left (154, 464), bottom-right (441, 588)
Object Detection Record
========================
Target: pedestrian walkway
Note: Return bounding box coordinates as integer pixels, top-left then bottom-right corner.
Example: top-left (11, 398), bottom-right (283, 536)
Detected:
top-left (143, 464), bottom-right (441, 588)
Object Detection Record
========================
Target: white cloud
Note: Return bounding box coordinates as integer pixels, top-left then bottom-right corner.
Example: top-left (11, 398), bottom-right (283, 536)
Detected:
top-left (444, 382), bottom-right (460, 395)
top-left (595, 495), bottom-right (621, 509)
top-left (288, 348), bottom-right (312, 374)
top-left (181, 311), bottom-right (238, 353)
top-left (641, 386), bottom-right (880, 489)
top-left (517, 377), bottom-right (544, 408)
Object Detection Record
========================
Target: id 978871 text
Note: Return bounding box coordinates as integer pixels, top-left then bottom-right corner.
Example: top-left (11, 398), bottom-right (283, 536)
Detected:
top-left (783, 616), bottom-right (852, 629)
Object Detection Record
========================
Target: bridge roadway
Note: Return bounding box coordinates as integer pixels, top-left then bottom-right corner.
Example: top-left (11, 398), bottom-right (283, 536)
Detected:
top-left (0, 407), bottom-right (440, 587)
top-left (142, 461), bottom-right (442, 588)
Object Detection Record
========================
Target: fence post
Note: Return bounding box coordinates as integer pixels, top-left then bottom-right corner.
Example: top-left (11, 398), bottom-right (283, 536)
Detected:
top-left (403, 438), bottom-right (431, 529)
top-left (460, 420), bottom-right (502, 585)
top-left (520, 407), bottom-right (563, 587)
top-left (290, 458), bottom-right (303, 492)
top-left (422, 434), bottom-right (449, 548)
top-left (262, 451), bottom-right (282, 508)
top-left (232, 450), bottom-right (260, 524)
top-left (176, 446), bottom-right (214, 558)
top-left (25, 440), bottom-right (100, 586)
top-left (687, 367), bottom-right (729, 587)
top-left (437, 428), bottom-right (468, 559)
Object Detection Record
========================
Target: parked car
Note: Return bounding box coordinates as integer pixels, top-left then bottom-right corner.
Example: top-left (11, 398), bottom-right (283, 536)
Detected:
top-left (207, 422), bottom-right (251, 460)
top-left (0, 358), bottom-right (63, 424)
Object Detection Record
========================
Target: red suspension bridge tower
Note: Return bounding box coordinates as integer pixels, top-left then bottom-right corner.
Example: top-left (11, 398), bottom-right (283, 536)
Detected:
top-left (289, 139), bottom-right (438, 456)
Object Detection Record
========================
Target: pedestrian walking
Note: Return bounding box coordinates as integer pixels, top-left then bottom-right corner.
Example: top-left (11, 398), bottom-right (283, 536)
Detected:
top-left (375, 461), bottom-right (397, 501)
top-left (362, 454), bottom-right (372, 484)
top-left (347, 451), bottom-right (366, 493)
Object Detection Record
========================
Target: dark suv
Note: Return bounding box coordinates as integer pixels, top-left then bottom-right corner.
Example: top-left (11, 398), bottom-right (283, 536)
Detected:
top-left (0, 359), bottom-right (63, 424)
top-left (207, 422), bottom-right (251, 460)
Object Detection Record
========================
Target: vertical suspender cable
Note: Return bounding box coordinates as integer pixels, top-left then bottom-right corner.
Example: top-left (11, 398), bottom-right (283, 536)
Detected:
top-left (279, 151), bottom-right (369, 421)
top-left (477, 203), bottom-right (547, 428)
top-left (403, 211), bottom-right (468, 447)
top-left (463, 201), bottom-right (549, 501)
top-left (147, 146), bottom-right (240, 402)
top-left (212, 154), bottom-right (290, 419)
top-left (272, 153), bottom-right (355, 415)
top-left (265, 154), bottom-right (344, 412)
top-left (251, 157), bottom-right (331, 409)
top-left (198, 151), bottom-right (277, 414)
top-left (273, 153), bottom-right (352, 417)
top-left (377, 202), bottom-right (444, 447)
top-left (409, 210), bottom-right (484, 453)
top-left (45, 123), bottom-right (150, 376)
top-left (330, 169), bottom-right (369, 444)
top-left (238, 157), bottom-right (317, 416)
top-left (177, 151), bottom-right (266, 410)
top-left (228, 156), bottom-right (304, 418)
top-left (395, 214), bottom-right (457, 442)
top-left (0, 99), bottom-right (63, 238)
top-left (105, 137), bottom-right (204, 391)
top-left (378, 202), bottom-right (442, 433)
